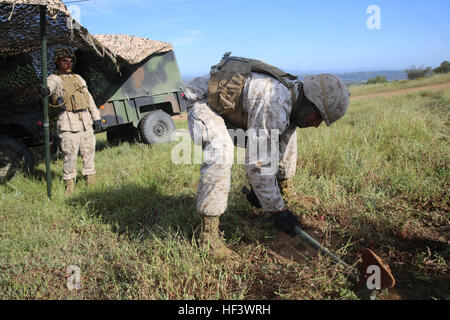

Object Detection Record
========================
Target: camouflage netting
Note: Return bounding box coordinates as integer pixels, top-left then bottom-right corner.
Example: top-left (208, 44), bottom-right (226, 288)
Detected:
top-left (0, 0), bottom-right (175, 107)
top-left (0, 53), bottom-right (40, 109)
top-left (73, 48), bottom-right (124, 106)
top-left (94, 34), bottom-right (173, 65)
top-left (0, 0), bottom-right (116, 60)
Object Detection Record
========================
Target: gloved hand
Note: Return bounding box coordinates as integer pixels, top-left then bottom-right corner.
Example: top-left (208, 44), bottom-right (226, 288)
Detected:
top-left (38, 84), bottom-right (50, 98)
top-left (271, 209), bottom-right (300, 237)
top-left (93, 120), bottom-right (102, 132)
top-left (242, 186), bottom-right (262, 209)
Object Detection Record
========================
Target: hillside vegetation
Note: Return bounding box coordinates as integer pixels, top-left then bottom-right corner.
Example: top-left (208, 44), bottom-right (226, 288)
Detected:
top-left (1, 87), bottom-right (449, 300)
top-left (349, 73), bottom-right (450, 97)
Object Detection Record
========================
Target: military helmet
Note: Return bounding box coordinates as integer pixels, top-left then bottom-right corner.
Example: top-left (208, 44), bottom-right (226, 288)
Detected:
top-left (53, 47), bottom-right (77, 66)
top-left (303, 74), bottom-right (350, 126)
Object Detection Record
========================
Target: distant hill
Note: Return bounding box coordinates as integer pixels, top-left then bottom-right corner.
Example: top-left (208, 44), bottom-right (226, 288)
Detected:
top-left (293, 70), bottom-right (408, 85)
top-left (182, 70), bottom-right (408, 86)
top-left (334, 71), bottom-right (407, 84)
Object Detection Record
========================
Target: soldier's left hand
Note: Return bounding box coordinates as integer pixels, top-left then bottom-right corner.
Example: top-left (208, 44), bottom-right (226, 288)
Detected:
top-left (38, 84), bottom-right (50, 98)
top-left (93, 120), bottom-right (102, 132)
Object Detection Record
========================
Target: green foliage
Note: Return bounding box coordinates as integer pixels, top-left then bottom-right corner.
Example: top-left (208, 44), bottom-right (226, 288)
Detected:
top-left (349, 72), bottom-right (450, 97)
top-left (366, 75), bottom-right (387, 84)
top-left (405, 65), bottom-right (432, 80)
top-left (433, 60), bottom-right (450, 74)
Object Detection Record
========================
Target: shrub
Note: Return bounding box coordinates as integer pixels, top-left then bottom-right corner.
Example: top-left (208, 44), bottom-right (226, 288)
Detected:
top-left (433, 61), bottom-right (450, 74)
top-left (367, 75), bottom-right (387, 84)
top-left (405, 65), bottom-right (432, 80)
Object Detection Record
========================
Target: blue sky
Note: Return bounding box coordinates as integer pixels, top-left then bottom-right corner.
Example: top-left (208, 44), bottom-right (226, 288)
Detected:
top-left (69, 0), bottom-right (450, 76)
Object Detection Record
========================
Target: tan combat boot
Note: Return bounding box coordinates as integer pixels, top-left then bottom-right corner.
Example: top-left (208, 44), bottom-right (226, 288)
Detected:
top-left (199, 215), bottom-right (240, 264)
top-left (85, 174), bottom-right (95, 187)
top-left (64, 179), bottom-right (75, 196)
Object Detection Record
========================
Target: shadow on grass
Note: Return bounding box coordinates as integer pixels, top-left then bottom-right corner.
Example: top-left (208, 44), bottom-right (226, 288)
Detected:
top-left (66, 181), bottom-right (274, 245)
top-left (68, 183), bottom-right (200, 240)
top-left (30, 168), bottom-right (61, 182)
top-left (377, 236), bottom-right (449, 300)
top-left (95, 139), bottom-right (110, 152)
top-left (344, 216), bottom-right (450, 300)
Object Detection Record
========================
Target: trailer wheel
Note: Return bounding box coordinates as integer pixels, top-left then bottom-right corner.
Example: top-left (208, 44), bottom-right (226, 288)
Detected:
top-left (139, 111), bottom-right (175, 144)
top-left (0, 137), bottom-right (35, 183)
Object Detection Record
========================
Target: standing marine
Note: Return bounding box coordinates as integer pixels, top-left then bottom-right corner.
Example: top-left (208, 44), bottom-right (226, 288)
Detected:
top-left (39, 47), bottom-right (102, 196)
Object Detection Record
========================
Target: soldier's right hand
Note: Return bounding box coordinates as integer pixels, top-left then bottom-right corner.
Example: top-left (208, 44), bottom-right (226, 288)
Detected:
top-left (271, 209), bottom-right (300, 237)
top-left (38, 84), bottom-right (50, 98)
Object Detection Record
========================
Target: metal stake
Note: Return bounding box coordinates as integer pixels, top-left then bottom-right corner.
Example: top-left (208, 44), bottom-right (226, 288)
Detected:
top-left (40, 5), bottom-right (51, 198)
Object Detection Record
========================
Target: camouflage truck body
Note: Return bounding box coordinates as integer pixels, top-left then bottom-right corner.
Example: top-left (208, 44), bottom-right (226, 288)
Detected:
top-left (99, 50), bottom-right (185, 130)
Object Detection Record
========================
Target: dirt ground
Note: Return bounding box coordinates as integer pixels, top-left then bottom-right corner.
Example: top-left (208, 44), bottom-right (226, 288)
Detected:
top-left (254, 217), bottom-right (449, 300)
top-left (172, 113), bottom-right (187, 121)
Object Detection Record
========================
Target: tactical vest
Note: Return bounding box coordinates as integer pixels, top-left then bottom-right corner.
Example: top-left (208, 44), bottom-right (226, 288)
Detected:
top-left (51, 74), bottom-right (91, 112)
top-left (208, 52), bottom-right (300, 129)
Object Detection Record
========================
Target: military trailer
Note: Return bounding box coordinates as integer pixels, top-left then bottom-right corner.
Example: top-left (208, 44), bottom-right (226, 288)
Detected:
top-left (0, 41), bottom-right (185, 182)
top-left (0, 0), bottom-right (185, 182)
top-left (86, 34), bottom-right (186, 145)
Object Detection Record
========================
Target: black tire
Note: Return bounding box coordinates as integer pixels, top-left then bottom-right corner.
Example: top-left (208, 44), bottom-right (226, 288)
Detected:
top-left (138, 110), bottom-right (176, 144)
top-left (106, 124), bottom-right (140, 146)
top-left (0, 137), bottom-right (35, 183)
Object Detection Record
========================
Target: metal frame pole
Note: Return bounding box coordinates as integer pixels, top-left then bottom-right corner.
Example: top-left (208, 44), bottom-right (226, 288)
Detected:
top-left (40, 5), bottom-right (51, 198)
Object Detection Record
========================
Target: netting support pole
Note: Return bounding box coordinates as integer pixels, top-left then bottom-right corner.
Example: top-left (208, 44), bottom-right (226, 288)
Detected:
top-left (40, 5), bottom-right (52, 198)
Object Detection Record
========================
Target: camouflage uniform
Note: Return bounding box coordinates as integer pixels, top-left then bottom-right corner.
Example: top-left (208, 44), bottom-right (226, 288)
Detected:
top-left (47, 72), bottom-right (100, 181)
top-left (186, 73), bottom-right (300, 215)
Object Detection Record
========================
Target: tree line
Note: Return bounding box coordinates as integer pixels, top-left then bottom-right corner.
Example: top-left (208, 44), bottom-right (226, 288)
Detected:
top-left (367, 60), bottom-right (450, 84)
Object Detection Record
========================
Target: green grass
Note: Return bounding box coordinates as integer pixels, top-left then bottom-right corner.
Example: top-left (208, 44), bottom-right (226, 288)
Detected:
top-left (349, 73), bottom-right (450, 97)
top-left (1, 89), bottom-right (449, 300)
